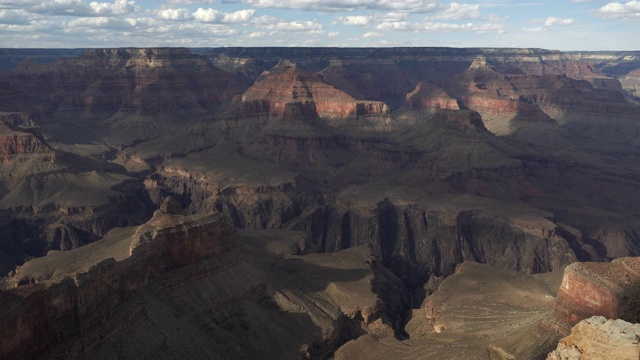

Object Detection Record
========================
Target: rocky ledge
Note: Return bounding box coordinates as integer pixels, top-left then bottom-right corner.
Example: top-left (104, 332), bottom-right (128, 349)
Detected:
top-left (547, 316), bottom-right (640, 360)
top-left (0, 198), bottom-right (239, 359)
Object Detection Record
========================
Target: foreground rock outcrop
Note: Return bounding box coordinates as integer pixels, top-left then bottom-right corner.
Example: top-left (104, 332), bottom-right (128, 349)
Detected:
top-left (547, 316), bottom-right (640, 360)
top-left (0, 201), bottom-right (239, 359)
top-left (0, 198), bottom-right (412, 359)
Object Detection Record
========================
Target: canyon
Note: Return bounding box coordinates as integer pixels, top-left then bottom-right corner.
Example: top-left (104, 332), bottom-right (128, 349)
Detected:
top-left (1, 47), bottom-right (640, 359)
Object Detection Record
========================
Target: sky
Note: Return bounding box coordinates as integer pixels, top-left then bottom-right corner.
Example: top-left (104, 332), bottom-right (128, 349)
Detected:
top-left (0, 0), bottom-right (638, 50)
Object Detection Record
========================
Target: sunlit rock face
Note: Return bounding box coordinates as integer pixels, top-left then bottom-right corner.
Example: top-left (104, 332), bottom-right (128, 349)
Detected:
top-left (552, 257), bottom-right (640, 333)
top-left (547, 316), bottom-right (640, 360)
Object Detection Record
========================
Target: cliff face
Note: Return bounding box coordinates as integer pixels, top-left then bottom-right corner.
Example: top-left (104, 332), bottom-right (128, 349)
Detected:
top-left (2, 48), bottom-right (247, 146)
top-left (551, 257), bottom-right (640, 334)
top-left (620, 68), bottom-right (640, 97)
top-left (0, 198), bottom-right (414, 359)
top-left (0, 206), bottom-right (240, 359)
top-left (0, 121), bottom-right (55, 165)
top-left (403, 81), bottom-right (460, 111)
top-left (238, 63), bottom-right (389, 119)
top-left (289, 188), bottom-right (578, 290)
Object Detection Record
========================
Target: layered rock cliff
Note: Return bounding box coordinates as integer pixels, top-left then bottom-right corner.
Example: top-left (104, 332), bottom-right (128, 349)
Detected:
top-left (550, 257), bottom-right (640, 334)
top-left (620, 68), bottom-right (640, 97)
top-left (0, 198), bottom-right (413, 359)
top-left (0, 202), bottom-right (240, 359)
top-left (1, 48), bottom-right (247, 146)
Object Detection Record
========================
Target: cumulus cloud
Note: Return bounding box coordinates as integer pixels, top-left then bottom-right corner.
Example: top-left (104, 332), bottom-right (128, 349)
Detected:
top-left (521, 16), bottom-right (574, 31)
top-left (420, 21), bottom-right (505, 33)
top-left (521, 26), bottom-right (544, 32)
top-left (66, 15), bottom-right (141, 30)
top-left (31, 0), bottom-right (95, 16)
top-left (543, 16), bottom-right (574, 26)
top-left (362, 31), bottom-right (382, 37)
top-left (0, 9), bottom-right (32, 24)
top-left (90, 0), bottom-right (137, 16)
top-left (376, 18), bottom-right (506, 33)
top-left (241, 0), bottom-right (441, 13)
top-left (158, 8), bottom-right (191, 21)
top-left (376, 20), bottom-right (409, 30)
top-left (368, 0), bottom-right (440, 12)
top-left (9, 0), bottom-right (138, 17)
top-left (193, 8), bottom-right (255, 23)
top-left (247, 31), bottom-right (267, 38)
top-left (333, 15), bottom-right (372, 25)
top-left (596, 1), bottom-right (640, 19)
top-left (431, 3), bottom-right (480, 20)
top-left (259, 20), bottom-right (322, 31)
top-left (162, 0), bottom-right (218, 4)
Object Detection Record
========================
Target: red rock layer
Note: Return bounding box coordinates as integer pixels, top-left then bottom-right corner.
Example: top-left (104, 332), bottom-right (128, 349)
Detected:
top-left (446, 62), bottom-right (638, 141)
top-left (551, 257), bottom-right (640, 334)
top-left (404, 81), bottom-right (459, 110)
top-left (0, 114), bottom-right (55, 163)
top-left (2, 48), bottom-right (246, 116)
top-left (238, 63), bottom-right (389, 119)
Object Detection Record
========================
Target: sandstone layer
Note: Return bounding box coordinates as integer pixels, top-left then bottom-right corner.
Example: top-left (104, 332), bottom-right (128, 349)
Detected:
top-left (547, 316), bottom-right (640, 360)
top-left (550, 257), bottom-right (640, 334)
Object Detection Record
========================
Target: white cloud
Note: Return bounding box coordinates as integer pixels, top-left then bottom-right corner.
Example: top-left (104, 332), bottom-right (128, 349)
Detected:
top-left (431, 3), bottom-right (480, 20)
top-left (220, 9), bottom-right (254, 23)
top-left (521, 26), bottom-right (544, 32)
top-left (378, 11), bottom-right (408, 20)
top-left (376, 19), bottom-right (506, 33)
top-left (193, 8), bottom-right (255, 23)
top-left (543, 16), bottom-right (574, 26)
top-left (262, 20), bottom-right (322, 31)
top-left (10, 0), bottom-right (137, 17)
top-left (247, 31), bottom-right (267, 38)
top-left (241, 0), bottom-right (441, 13)
top-left (596, 1), bottom-right (640, 19)
top-left (369, 0), bottom-right (440, 12)
top-left (0, 9), bottom-right (31, 24)
top-left (333, 15), bottom-right (372, 25)
top-left (66, 15), bottom-right (142, 29)
top-left (89, 0), bottom-right (137, 16)
top-left (376, 20), bottom-right (409, 30)
top-left (158, 8), bottom-right (190, 21)
top-left (31, 0), bottom-right (94, 16)
top-left (420, 21), bottom-right (505, 33)
top-left (362, 31), bottom-right (381, 37)
top-left (162, 0), bottom-right (217, 4)
top-left (521, 16), bottom-right (574, 31)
